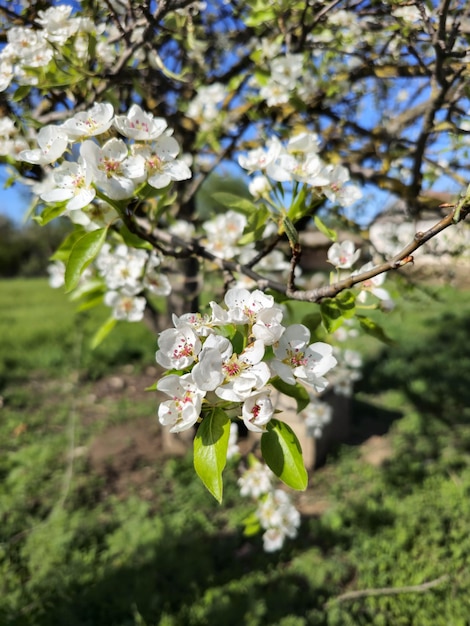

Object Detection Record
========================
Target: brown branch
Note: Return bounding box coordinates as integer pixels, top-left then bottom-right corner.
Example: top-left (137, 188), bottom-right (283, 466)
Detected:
top-left (287, 199), bottom-right (470, 302)
top-left (124, 196), bottom-right (470, 305)
top-left (325, 574), bottom-right (448, 607)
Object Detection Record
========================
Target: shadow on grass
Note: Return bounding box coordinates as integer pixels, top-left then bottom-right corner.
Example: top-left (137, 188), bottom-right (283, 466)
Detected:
top-left (348, 398), bottom-right (403, 446)
top-left (357, 311), bottom-right (470, 426)
top-left (15, 522), bottom-right (341, 626)
top-left (349, 311), bottom-right (470, 492)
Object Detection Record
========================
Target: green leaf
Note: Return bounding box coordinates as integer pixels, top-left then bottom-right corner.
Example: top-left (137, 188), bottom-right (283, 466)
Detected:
top-left (287, 184), bottom-right (308, 222)
top-left (357, 315), bottom-right (395, 345)
top-left (49, 229), bottom-right (86, 262)
top-left (119, 224), bottom-right (153, 250)
top-left (261, 419), bottom-right (308, 491)
top-left (76, 295), bottom-right (105, 312)
top-left (68, 278), bottom-right (104, 302)
top-left (271, 377), bottom-right (310, 413)
top-left (238, 205), bottom-right (270, 245)
top-left (314, 215), bottom-right (337, 242)
top-left (282, 215), bottom-right (299, 247)
top-left (34, 202), bottom-right (67, 226)
top-left (194, 409), bottom-right (230, 502)
top-left (211, 192), bottom-right (259, 216)
top-left (336, 290), bottom-right (356, 318)
top-left (12, 85), bottom-right (32, 102)
top-left (64, 228), bottom-right (107, 293)
top-left (242, 511), bottom-right (261, 536)
top-left (320, 298), bottom-right (344, 333)
top-left (90, 316), bottom-right (117, 349)
top-left (301, 312), bottom-right (322, 336)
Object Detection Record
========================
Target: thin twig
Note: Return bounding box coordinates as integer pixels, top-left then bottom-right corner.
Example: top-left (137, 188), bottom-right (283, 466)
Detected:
top-left (325, 574), bottom-right (449, 607)
top-left (125, 198), bottom-right (470, 304)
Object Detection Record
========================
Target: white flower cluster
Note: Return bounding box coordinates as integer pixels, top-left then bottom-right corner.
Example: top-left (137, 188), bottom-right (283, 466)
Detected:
top-left (200, 209), bottom-right (294, 286)
top-left (18, 102), bottom-right (191, 214)
top-left (0, 117), bottom-right (28, 158)
top-left (202, 210), bottom-right (247, 259)
top-left (155, 287), bottom-right (337, 434)
top-left (238, 458), bottom-right (301, 552)
top-left (0, 6), bottom-right (96, 91)
top-left (300, 399), bottom-right (333, 439)
top-left (48, 242), bottom-right (171, 323)
top-left (186, 83), bottom-right (230, 132)
top-left (332, 348), bottom-right (363, 397)
top-left (327, 240), bottom-right (361, 269)
top-left (327, 240), bottom-right (392, 305)
top-left (239, 133), bottom-right (362, 208)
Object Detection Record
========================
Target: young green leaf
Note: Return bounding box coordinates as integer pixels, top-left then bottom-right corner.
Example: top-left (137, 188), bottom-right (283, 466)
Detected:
top-left (90, 316), bottom-right (117, 349)
top-left (357, 315), bottom-right (395, 345)
top-left (194, 408), bottom-right (230, 502)
top-left (34, 202), bottom-right (67, 226)
top-left (242, 511), bottom-right (261, 536)
top-left (314, 215), bottom-right (337, 242)
top-left (301, 312), bottom-right (322, 335)
top-left (320, 298), bottom-right (344, 333)
top-left (271, 377), bottom-right (310, 413)
top-left (261, 419), bottom-right (308, 491)
top-left (211, 192), bottom-right (259, 215)
top-left (287, 184), bottom-right (308, 222)
top-left (282, 215), bottom-right (299, 246)
top-left (49, 229), bottom-right (87, 263)
top-left (336, 290), bottom-right (356, 318)
top-left (238, 204), bottom-right (270, 245)
top-left (64, 227), bottom-right (108, 293)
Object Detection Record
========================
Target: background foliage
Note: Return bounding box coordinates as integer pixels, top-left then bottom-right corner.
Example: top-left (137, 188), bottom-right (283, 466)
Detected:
top-left (2, 277), bottom-right (470, 625)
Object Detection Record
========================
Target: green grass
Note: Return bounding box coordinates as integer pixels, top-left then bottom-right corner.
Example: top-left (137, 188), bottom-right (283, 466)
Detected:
top-left (2, 278), bottom-right (470, 625)
top-left (0, 278), bottom-right (156, 384)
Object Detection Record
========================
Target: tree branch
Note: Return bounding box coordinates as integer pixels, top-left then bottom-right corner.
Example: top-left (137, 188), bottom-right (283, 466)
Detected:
top-left (287, 198), bottom-right (470, 302)
top-left (325, 574), bottom-right (448, 607)
top-left (123, 196), bottom-right (470, 306)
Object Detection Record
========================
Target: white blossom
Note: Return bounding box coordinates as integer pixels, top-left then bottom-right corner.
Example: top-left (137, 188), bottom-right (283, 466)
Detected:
top-left (104, 291), bottom-right (146, 322)
top-left (203, 210), bottom-right (246, 259)
top-left (354, 261), bottom-right (391, 302)
top-left (36, 5), bottom-right (78, 44)
top-left (114, 104), bottom-right (168, 140)
top-left (224, 287), bottom-right (275, 324)
top-left (238, 137), bottom-right (284, 177)
top-left (61, 103), bottom-right (115, 140)
top-left (0, 59), bottom-right (13, 91)
top-left (47, 261), bottom-right (65, 289)
top-left (301, 400), bottom-right (332, 438)
top-left (40, 159), bottom-right (95, 211)
top-left (270, 324), bottom-right (337, 392)
top-left (81, 138), bottom-right (145, 200)
top-left (134, 137), bottom-right (191, 189)
top-left (98, 243), bottom-right (147, 293)
top-left (238, 459), bottom-right (273, 498)
top-left (322, 164), bottom-right (362, 207)
top-left (19, 125), bottom-right (69, 165)
top-left (192, 335), bottom-right (270, 401)
top-left (252, 306), bottom-right (285, 345)
top-left (327, 240), bottom-right (361, 269)
top-left (143, 270), bottom-right (172, 296)
top-left (156, 324), bottom-right (202, 370)
top-left (242, 390), bottom-right (274, 432)
top-left (186, 83), bottom-right (227, 130)
top-left (257, 489), bottom-right (301, 551)
top-left (227, 422), bottom-right (240, 460)
top-left (157, 373), bottom-right (205, 433)
top-left (248, 175), bottom-right (271, 199)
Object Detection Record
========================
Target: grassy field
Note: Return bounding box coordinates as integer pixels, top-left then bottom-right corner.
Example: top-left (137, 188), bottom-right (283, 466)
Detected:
top-left (2, 277), bottom-right (470, 626)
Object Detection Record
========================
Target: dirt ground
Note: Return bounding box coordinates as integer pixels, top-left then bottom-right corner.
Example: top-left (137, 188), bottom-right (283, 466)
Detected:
top-left (82, 367), bottom-right (393, 515)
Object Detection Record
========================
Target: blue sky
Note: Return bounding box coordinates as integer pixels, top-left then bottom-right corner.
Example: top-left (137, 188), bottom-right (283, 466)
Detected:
top-left (0, 169), bottom-right (33, 223)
